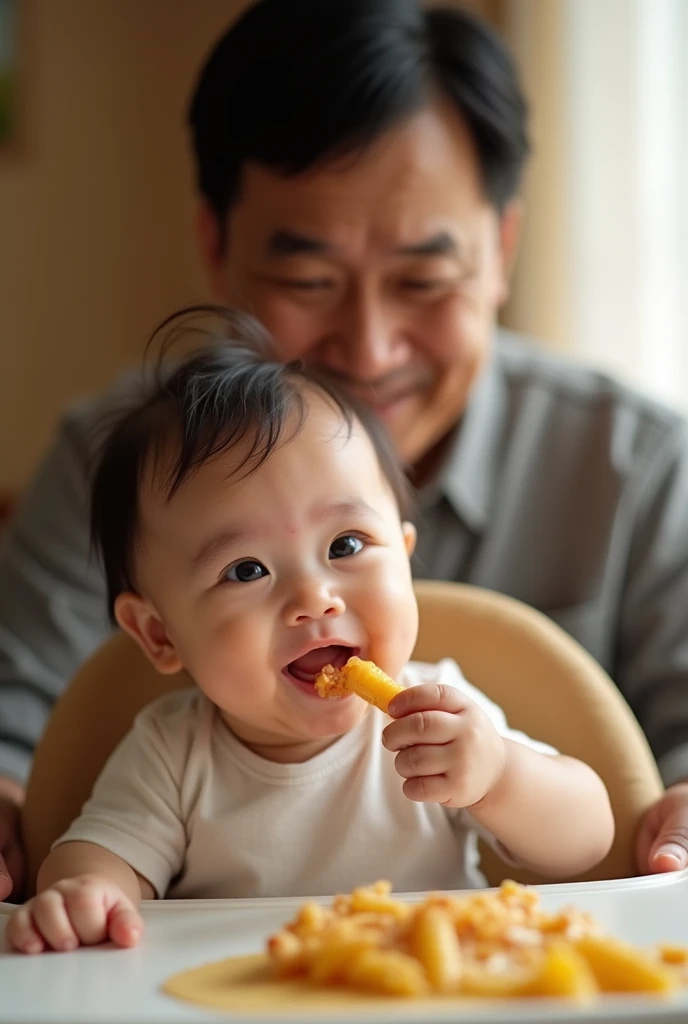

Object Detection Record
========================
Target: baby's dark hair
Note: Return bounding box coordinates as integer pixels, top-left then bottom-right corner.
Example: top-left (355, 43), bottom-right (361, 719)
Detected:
top-left (91, 306), bottom-right (413, 616)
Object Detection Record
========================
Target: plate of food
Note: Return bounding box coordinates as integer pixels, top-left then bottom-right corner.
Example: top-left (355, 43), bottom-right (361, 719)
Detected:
top-left (2, 870), bottom-right (688, 1024)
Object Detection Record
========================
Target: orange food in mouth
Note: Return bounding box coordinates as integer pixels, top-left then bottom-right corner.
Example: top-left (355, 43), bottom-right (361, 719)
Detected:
top-left (287, 645), bottom-right (354, 684)
top-left (315, 656), bottom-right (404, 712)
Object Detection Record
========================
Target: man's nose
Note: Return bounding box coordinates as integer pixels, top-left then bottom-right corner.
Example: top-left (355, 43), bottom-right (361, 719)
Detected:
top-left (319, 290), bottom-right (411, 382)
top-left (283, 576), bottom-right (345, 626)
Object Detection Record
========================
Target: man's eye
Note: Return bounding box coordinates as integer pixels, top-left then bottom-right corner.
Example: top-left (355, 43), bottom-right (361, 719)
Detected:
top-left (329, 535), bottom-right (364, 560)
top-left (401, 279), bottom-right (447, 292)
top-left (281, 278), bottom-right (332, 291)
top-left (224, 560), bottom-right (269, 583)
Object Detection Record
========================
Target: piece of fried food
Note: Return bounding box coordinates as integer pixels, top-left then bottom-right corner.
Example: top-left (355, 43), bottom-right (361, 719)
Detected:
top-left (267, 879), bottom-right (687, 1002)
top-left (315, 656), bottom-right (404, 713)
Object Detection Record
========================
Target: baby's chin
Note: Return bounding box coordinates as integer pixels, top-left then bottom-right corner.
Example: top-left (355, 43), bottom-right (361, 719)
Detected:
top-left (299, 697), bottom-right (371, 739)
top-left (219, 699), bottom-right (369, 753)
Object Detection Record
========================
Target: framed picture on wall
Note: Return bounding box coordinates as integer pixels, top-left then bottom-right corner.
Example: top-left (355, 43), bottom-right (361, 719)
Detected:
top-left (0, 0), bottom-right (18, 145)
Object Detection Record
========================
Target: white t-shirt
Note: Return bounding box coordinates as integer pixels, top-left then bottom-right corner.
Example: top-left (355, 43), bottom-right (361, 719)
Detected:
top-left (55, 659), bottom-right (556, 898)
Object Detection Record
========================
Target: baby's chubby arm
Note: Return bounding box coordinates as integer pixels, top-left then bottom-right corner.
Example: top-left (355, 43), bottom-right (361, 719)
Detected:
top-left (383, 683), bottom-right (615, 878)
top-left (7, 841), bottom-right (154, 954)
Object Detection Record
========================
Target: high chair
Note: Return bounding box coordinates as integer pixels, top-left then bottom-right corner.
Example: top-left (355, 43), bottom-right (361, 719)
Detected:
top-left (21, 580), bottom-right (663, 895)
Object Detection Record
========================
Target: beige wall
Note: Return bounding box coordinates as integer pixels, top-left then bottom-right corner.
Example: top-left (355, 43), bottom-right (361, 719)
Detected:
top-left (0, 0), bottom-right (251, 491)
top-left (499, 0), bottom-right (571, 352)
top-left (437, 1), bottom-right (571, 351)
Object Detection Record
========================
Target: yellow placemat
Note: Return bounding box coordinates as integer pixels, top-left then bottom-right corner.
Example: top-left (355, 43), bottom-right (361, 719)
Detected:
top-left (162, 952), bottom-right (462, 1015)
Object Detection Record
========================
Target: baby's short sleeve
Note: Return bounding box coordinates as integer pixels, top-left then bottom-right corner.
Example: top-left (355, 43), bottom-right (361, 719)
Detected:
top-left (53, 692), bottom-right (193, 897)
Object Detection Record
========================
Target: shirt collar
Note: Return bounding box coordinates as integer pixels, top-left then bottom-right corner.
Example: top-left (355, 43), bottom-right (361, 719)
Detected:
top-left (423, 333), bottom-right (509, 535)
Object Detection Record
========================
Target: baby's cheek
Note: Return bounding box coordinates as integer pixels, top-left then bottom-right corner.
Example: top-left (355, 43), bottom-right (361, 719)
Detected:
top-left (367, 573), bottom-right (419, 674)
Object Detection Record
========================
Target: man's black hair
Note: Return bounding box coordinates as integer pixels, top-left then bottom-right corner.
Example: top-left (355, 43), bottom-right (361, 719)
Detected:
top-left (90, 306), bottom-right (413, 616)
top-left (187, 0), bottom-right (529, 228)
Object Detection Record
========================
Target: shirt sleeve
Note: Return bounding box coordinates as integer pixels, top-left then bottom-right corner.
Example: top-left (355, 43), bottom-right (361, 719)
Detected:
top-left (53, 699), bottom-right (188, 898)
top-left (0, 414), bottom-right (112, 783)
top-left (618, 419), bottom-right (688, 787)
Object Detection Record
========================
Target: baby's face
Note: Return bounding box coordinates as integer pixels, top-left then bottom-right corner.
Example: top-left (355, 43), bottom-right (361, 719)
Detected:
top-left (118, 393), bottom-right (418, 758)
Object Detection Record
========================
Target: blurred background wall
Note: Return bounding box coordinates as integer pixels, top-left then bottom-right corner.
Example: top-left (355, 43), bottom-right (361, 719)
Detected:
top-left (0, 0), bottom-right (686, 499)
top-left (0, 0), bottom-right (242, 494)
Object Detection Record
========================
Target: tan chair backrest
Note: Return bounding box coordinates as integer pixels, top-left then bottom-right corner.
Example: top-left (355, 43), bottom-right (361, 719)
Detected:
top-left (22, 581), bottom-right (662, 895)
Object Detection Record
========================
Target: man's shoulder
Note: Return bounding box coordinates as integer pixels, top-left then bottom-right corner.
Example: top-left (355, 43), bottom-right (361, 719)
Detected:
top-left (494, 329), bottom-right (688, 456)
top-left (495, 329), bottom-right (683, 425)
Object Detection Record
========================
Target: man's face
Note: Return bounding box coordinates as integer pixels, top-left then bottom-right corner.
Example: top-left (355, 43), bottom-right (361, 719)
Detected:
top-left (200, 100), bottom-right (520, 466)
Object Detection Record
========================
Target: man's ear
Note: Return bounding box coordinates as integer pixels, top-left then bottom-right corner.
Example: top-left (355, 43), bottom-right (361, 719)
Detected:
top-left (496, 198), bottom-right (524, 305)
top-left (114, 592), bottom-right (183, 676)
top-left (402, 521), bottom-right (417, 558)
top-left (195, 198), bottom-right (227, 301)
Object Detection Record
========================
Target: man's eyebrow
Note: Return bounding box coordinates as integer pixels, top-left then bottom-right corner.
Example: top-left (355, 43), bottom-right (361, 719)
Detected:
top-left (396, 231), bottom-right (460, 257)
top-left (191, 528), bottom-right (251, 571)
top-left (267, 230), bottom-right (333, 256)
top-left (267, 229), bottom-right (460, 260)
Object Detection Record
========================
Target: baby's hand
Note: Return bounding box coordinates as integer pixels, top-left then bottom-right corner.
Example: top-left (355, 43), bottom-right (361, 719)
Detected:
top-left (382, 683), bottom-right (506, 808)
top-left (6, 875), bottom-right (144, 954)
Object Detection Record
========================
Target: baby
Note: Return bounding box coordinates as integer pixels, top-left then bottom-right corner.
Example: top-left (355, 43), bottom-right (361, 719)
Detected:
top-left (8, 308), bottom-right (614, 954)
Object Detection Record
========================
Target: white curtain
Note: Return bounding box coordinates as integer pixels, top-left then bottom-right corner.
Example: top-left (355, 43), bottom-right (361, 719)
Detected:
top-left (564, 0), bottom-right (688, 410)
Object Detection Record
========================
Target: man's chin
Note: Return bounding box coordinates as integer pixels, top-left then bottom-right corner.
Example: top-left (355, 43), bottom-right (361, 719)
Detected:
top-left (382, 389), bottom-right (467, 469)
top-left (372, 391), bottom-right (417, 421)
top-left (390, 418), bottom-right (443, 468)
top-left (374, 398), bottom-right (429, 453)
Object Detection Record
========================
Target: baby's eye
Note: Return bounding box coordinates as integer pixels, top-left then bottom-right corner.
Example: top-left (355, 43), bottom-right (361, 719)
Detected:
top-left (224, 559), bottom-right (269, 583)
top-left (329, 535), bottom-right (364, 560)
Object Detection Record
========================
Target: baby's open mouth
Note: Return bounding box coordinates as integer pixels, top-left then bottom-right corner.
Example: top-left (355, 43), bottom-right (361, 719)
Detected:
top-left (286, 645), bottom-right (357, 684)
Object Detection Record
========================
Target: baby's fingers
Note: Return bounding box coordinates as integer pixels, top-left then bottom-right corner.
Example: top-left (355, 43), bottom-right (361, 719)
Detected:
top-left (394, 743), bottom-right (451, 780)
top-left (64, 882), bottom-right (114, 946)
top-left (388, 682), bottom-right (470, 719)
top-left (106, 899), bottom-right (144, 948)
top-left (402, 774), bottom-right (453, 804)
top-left (65, 878), bottom-right (143, 948)
top-left (383, 710), bottom-right (459, 752)
top-left (6, 904), bottom-right (46, 955)
top-left (30, 890), bottom-right (79, 952)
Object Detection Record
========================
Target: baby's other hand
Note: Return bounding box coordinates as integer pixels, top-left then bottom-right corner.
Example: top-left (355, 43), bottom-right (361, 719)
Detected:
top-left (6, 874), bottom-right (143, 954)
top-left (382, 683), bottom-right (506, 808)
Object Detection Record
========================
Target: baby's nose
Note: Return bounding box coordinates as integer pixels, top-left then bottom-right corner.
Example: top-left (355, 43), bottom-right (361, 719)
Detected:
top-left (284, 579), bottom-right (345, 624)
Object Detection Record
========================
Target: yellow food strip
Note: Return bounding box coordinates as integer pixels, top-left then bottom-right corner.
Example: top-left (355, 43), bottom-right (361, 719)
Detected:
top-left (525, 943), bottom-right (598, 1001)
top-left (315, 656), bottom-right (404, 713)
top-left (345, 948), bottom-right (429, 997)
top-left (349, 882), bottom-right (411, 921)
top-left (307, 935), bottom-right (377, 986)
top-left (660, 944), bottom-right (688, 966)
top-left (575, 935), bottom-right (679, 994)
top-left (266, 931), bottom-right (302, 978)
top-left (410, 906), bottom-right (463, 993)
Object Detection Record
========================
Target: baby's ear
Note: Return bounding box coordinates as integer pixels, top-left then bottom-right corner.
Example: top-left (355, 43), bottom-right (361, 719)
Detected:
top-left (402, 521), bottom-right (417, 558)
top-left (114, 592), bottom-right (183, 675)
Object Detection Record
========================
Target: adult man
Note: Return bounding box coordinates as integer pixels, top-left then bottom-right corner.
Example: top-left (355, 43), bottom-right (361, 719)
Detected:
top-left (1, 0), bottom-right (688, 900)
